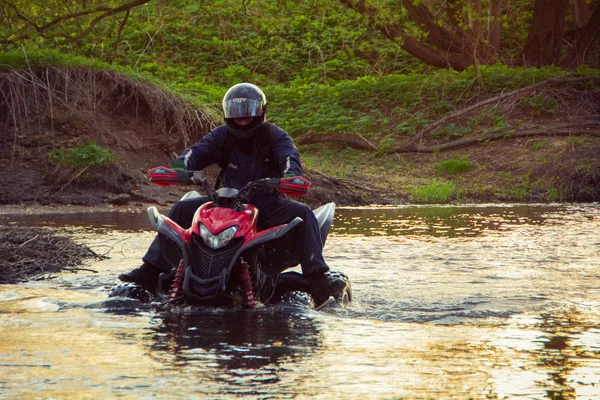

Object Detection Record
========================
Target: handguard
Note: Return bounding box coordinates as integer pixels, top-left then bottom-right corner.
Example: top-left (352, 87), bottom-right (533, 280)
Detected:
top-left (148, 166), bottom-right (190, 186)
top-left (276, 176), bottom-right (311, 196)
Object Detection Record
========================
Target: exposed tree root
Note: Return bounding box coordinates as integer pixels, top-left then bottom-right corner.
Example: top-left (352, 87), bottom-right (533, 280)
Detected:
top-left (308, 169), bottom-right (373, 192)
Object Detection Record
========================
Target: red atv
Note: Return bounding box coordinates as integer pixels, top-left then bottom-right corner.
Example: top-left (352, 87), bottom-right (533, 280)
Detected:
top-left (111, 167), bottom-right (351, 309)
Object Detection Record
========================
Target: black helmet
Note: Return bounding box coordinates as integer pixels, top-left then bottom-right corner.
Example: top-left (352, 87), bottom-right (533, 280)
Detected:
top-left (222, 83), bottom-right (267, 138)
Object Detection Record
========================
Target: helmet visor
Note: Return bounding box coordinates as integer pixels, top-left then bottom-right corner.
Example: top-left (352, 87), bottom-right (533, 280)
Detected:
top-left (223, 98), bottom-right (265, 118)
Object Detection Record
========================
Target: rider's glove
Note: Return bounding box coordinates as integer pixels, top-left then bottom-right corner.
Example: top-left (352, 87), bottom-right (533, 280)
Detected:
top-left (171, 159), bottom-right (186, 171)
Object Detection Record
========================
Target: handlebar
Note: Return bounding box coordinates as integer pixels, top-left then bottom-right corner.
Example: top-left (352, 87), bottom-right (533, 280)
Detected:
top-left (147, 167), bottom-right (311, 204)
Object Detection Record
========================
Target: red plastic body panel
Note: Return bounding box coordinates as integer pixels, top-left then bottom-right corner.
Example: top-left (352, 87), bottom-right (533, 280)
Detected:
top-left (164, 216), bottom-right (192, 243)
top-left (189, 202), bottom-right (284, 243)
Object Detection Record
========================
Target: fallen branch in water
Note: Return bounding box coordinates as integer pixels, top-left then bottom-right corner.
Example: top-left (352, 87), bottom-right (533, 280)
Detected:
top-left (0, 225), bottom-right (106, 284)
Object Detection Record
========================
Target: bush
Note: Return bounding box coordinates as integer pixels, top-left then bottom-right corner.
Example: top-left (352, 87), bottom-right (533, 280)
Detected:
top-left (48, 143), bottom-right (114, 170)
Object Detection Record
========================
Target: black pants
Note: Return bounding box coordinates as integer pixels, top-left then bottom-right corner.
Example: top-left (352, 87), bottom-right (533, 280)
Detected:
top-left (142, 195), bottom-right (329, 276)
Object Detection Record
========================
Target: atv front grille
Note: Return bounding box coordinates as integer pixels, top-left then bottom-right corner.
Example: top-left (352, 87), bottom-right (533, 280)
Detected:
top-left (191, 236), bottom-right (243, 279)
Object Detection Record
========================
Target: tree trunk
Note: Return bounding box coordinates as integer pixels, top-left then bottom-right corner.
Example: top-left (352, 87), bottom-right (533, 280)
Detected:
top-left (565, 5), bottom-right (600, 67)
top-left (573, 0), bottom-right (591, 27)
top-left (383, 25), bottom-right (473, 70)
top-left (468, 0), bottom-right (483, 42)
top-left (521, 0), bottom-right (569, 67)
top-left (401, 0), bottom-right (467, 54)
top-left (401, 0), bottom-right (494, 65)
top-left (339, 0), bottom-right (474, 70)
top-left (487, 0), bottom-right (502, 50)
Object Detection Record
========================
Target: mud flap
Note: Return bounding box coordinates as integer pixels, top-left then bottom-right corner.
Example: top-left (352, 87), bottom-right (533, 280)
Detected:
top-left (313, 202), bottom-right (335, 246)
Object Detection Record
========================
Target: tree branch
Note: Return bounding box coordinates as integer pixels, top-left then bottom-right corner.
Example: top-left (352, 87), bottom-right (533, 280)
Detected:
top-left (296, 130), bottom-right (378, 151)
top-left (0, 0), bottom-right (150, 45)
top-left (296, 120), bottom-right (600, 154)
top-left (407, 75), bottom-right (600, 147)
top-left (389, 120), bottom-right (600, 153)
top-left (341, 0), bottom-right (475, 69)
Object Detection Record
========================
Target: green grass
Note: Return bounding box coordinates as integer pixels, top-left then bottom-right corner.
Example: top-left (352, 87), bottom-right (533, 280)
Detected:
top-left (435, 158), bottom-right (472, 175)
top-left (565, 136), bottom-right (583, 147)
top-left (410, 181), bottom-right (457, 204)
top-left (532, 140), bottom-right (550, 151)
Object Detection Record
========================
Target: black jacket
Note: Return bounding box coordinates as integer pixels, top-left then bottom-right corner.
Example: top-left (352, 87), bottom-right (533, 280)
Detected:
top-left (177, 122), bottom-right (302, 190)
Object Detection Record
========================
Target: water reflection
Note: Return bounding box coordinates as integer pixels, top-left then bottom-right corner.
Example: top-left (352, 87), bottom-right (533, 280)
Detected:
top-left (0, 204), bottom-right (578, 238)
top-left (0, 210), bottom-right (151, 232)
top-left (335, 205), bottom-right (557, 237)
top-left (537, 311), bottom-right (590, 400)
top-left (144, 308), bottom-right (322, 395)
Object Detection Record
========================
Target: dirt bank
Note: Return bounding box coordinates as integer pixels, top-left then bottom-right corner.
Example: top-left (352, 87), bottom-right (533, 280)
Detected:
top-left (0, 67), bottom-right (371, 210)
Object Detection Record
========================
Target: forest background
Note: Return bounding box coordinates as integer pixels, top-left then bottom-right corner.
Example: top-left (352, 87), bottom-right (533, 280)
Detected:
top-left (0, 0), bottom-right (599, 207)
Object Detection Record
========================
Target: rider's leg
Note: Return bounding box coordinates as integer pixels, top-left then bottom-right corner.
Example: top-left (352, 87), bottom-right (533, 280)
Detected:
top-left (142, 196), bottom-right (209, 272)
top-left (257, 196), bottom-right (328, 275)
top-left (256, 197), bottom-right (344, 295)
top-left (119, 196), bottom-right (208, 291)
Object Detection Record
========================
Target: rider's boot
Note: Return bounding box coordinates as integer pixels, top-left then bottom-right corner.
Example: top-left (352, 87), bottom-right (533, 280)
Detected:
top-left (307, 270), bottom-right (346, 300)
top-left (118, 262), bottom-right (161, 294)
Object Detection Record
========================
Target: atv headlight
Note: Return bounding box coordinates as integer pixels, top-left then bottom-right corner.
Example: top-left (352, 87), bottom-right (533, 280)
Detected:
top-left (199, 224), bottom-right (238, 249)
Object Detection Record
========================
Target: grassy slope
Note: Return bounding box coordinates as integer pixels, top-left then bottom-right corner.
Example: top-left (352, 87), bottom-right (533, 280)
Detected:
top-left (1, 54), bottom-right (599, 204)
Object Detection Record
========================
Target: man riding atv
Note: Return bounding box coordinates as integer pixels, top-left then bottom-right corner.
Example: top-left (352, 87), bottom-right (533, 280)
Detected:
top-left (118, 83), bottom-right (345, 298)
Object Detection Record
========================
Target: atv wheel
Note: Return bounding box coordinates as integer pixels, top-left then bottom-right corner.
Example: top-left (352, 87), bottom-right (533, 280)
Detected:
top-left (109, 283), bottom-right (151, 302)
top-left (280, 291), bottom-right (315, 309)
top-left (329, 270), bottom-right (352, 306)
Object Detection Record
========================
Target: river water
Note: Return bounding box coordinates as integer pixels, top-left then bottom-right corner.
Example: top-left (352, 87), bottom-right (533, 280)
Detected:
top-left (1, 204), bottom-right (599, 399)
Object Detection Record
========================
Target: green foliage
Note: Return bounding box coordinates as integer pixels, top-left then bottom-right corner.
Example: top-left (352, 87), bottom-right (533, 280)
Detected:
top-left (266, 65), bottom-right (578, 138)
top-left (578, 158), bottom-right (594, 173)
top-left (439, 123), bottom-right (470, 138)
top-left (509, 176), bottom-right (532, 201)
top-left (0, 0), bottom-right (142, 48)
top-left (4, 48), bottom-right (598, 156)
top-left (435, 158), bottom-right (472, 175)
top-left (4, 0), bottom-right (598, 85)
top-left (547, 186), bottom-right (567, 202)
top-left (2, 1), bottom-right (599, 205)
top-left (565, 136), bottom-right (583, 147)
top-left (48, 143), bottom-right (114, 170)
top-left (520, 93), bottom-right (559, 115)
top-left (53, 0), bottom-right (424, 87)
top-left (410, 181), bottom-right (458, 204)
top-left (532, 140), bottom-right (550, 151)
